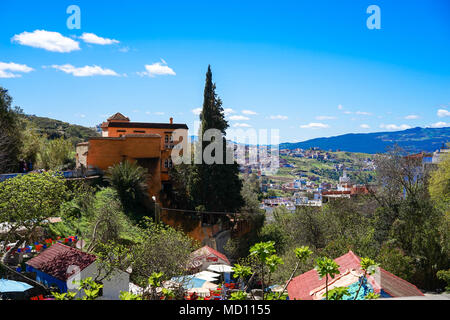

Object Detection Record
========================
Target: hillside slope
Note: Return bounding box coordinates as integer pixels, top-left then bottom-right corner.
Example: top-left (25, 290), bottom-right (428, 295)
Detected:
top-left (21, 114), bottom-right (99, 144)
top-left (280, 127), bottom-right (450, 154)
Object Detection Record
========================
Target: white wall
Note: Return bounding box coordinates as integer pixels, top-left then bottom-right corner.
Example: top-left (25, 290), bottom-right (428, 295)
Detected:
top-left (67, 261), bottom-right (129, 300)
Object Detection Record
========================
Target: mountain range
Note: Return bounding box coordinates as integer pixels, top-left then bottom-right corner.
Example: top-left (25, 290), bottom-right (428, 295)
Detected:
top-left (279, 127), bottom-right (450, 154)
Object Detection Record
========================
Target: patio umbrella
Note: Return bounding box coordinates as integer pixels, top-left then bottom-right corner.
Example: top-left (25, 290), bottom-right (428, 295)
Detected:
top-left (194, 272), bottom-right (219, 282)
top-left (194, 271), bottom-right (221, 281)
top-left (187, 281), bottom-right (219, 297)
top-left (207, 264), bottom-right (234, 273)
top-left (0, 279), bottom-right (33, 293)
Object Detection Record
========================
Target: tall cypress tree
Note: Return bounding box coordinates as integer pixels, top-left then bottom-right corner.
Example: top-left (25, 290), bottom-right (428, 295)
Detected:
top-left (191, 66), bottom-right (244, 213)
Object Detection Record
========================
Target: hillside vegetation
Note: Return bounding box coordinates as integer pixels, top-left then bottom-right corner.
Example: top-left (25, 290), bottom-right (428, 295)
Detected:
top-left (20, 114), bottom-right (99, 145)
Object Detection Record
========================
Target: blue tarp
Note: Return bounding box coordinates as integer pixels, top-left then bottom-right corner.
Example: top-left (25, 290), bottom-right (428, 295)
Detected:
top-left (0, 279), bottom-right (33, 293)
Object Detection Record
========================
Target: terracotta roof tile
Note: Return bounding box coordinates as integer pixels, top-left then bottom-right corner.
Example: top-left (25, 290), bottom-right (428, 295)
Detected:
top-left (287, 251), bottom-right (423, 300)
top-left (107, 113), bottom-right (130, 122)
top-left (190, 246), bottom-right (231, 265)
top-left (26, 243), bottom-right (97, 281)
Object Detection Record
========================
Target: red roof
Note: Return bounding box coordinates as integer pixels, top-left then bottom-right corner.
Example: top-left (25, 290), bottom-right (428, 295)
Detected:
top-left (204, 246), bottom-right (231, 265)
top-left (26, 243), bottom-right (97, 281)
top-left (287, 251), bottom-right (423, 300)
top-left (107, 112), bottom-right (130, 122)
top-left (190, 246), bottom-right (231, 266)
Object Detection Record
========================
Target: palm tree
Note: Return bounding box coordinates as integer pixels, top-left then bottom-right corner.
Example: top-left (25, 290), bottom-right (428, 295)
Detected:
top-left (104, 160), bottom-right (150, 218)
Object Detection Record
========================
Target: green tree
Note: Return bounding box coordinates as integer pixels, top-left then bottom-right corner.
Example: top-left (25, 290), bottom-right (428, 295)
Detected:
top-left (104, 160), bottom-right (150, 220)
top-left (0, 87), bottom-right (22, 173)
top-left (372, 147), bottom-right (449, 290)
top-left (36, 137), bottom-right (75, 170)
top-left (232, 263), bottom-right (253, 288)
top-left (52, 291), bottom-right (77, 300)
top-left (0, 172), bottom-right (67, 262)
top-left (129, 218), bottom-right (198, 288)
top-left (328, 286), bottom-right (350, 300)
top-left (229, 291), bottom-right (248, 300)
top-left (278, 246), bottom-right (313, 299)
top-left (240, 176), bottom-right (263, 214)
top-left (436, 269), bottom-right (450, 292)
top-left (354, 257), bottom-right (378, 300)
top-left (377, 244), bottom-right (414, 282)
top-left (429, 152), bottom-right (450, 213)
top-left (249, 241), bottom-right (284, 300)
top-left (53, 277), bottom-right (103, 300)
top-left (364, 292), bottom-right (380, 300)
top-left (85, 188), bottom-right (135, 252)
top-left (189, 65), bottom-right (244, 213)
top-left (315, 257), bottom-right (340, 300)
top-left (19, 121), bottom-right (44, 166)
top-left (119, 291), bottom-right (142, 300)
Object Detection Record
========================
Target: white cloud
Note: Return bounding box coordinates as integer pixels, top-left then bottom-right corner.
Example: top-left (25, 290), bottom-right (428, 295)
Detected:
top-left (233, 123), bottom-right (251, 128)
top-left (154, 112), bottom-right (165, 115)
top-left (79, 33), bottom-right (119, 45)
top-left (343, 111), bottom-right (352, 114)
top-left (224, 108), bottom-right (235, 116)
top-left (0, 62), bottom-right (34, 78)
top-left (315, 115), bottom-right (336, 120)
top-left (12, 30), bottom-right (80, 53)
top-left (138, 60), bottom-right (176, 77)
top-left (118, 46), bottom-right (130, 53)
top-left (405, 114), bottom-right (419, 120)
top-left (437, 109), bottom-right (450, 117)
top-left (300, 122), bottom-right (329, 129)
top-left (338, 104), bottom-right (343, 110)
top-left (192, 108), bottom-right (202, 115)
top-left (355, 111), bottom-right (373, 116)
top-left (380, 124), bottom-right (411, 131)
top-left (48, 64), bottom-right (119, 77)
top-left (229, 115), bottom-right (250, 121)
top-left (360, 124), bottom-right (370, 129)
top-left (269, 115), bottom-right (288, 120)
top-left (429, 121), bottom-right (450, 128)
top-left (242, 110), bottom-right (258, 115)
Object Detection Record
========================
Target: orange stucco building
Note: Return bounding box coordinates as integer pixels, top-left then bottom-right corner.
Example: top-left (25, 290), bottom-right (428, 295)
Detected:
top-left (76, 113), bottom-right (188, 201)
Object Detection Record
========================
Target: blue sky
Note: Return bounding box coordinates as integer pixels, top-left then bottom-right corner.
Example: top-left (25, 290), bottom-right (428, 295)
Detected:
top-left (1, 0), bottom-right (449, 143)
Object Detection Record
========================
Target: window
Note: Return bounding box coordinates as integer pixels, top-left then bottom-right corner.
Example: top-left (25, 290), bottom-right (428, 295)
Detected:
top-left (165, 135), bottom-right (169, 143)
top-left (164, 159), bottom-right (173, 169)
top-left (133, 130), bottom-right (146, 133)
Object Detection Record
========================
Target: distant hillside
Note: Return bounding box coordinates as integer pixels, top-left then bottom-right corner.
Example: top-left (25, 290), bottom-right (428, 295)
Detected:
top-left (21, 114), bottom-right (99, 144)
top-left (280, 127), bottom-right (450, 154)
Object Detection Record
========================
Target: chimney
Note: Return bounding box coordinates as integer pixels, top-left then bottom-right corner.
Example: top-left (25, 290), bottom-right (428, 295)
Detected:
top-left (170, 117), bottom-right (173, 124)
